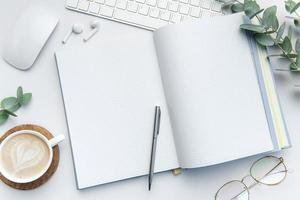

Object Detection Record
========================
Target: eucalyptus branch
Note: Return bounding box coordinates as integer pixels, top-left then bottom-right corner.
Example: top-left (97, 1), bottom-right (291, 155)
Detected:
top-left (0, 87), bottom-right (32, 125)
top-left (221, 0), bottom-right (300, 71)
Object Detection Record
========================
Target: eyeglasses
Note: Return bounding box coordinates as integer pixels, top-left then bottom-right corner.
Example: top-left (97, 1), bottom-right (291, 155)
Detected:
top-left (215, 156), bottom-right (288, 200)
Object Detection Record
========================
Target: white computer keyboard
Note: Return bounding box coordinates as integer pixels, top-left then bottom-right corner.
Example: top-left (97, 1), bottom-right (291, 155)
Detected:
top-left (66, 0), bottom-right (223, 30)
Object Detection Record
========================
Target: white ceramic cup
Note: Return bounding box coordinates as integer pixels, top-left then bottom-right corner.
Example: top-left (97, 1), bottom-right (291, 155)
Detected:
top-left (0, 130), bottom-right (64, 183)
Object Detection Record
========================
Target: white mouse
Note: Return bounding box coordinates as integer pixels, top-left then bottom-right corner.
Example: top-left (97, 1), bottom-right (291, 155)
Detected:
top-left (2, 5), bottom-right (59, 70)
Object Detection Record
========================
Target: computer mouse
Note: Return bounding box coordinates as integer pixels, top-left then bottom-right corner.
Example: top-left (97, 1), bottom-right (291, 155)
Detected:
top-left (2, 5), bottom-right (59, 70)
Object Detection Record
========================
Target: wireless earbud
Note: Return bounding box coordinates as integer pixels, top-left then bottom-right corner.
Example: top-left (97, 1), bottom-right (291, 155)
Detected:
top-left (62, 24), bottom-right (83, 44)
top-left (83, 20), bottom-right (100, 42)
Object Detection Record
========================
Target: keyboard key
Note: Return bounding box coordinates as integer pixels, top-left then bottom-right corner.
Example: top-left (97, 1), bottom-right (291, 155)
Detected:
top-left (201, 9), bottom-right (210, 17)
top-left (127, 2), bottom-right (138, 12)
top-left (106, 0), bottom-right (116, 6)
top-left (66, 0), bottom-right (79, 8)
top-left (211, 11), bottom-right (222, 17)
top-left (181, 15), bottom-right (193, 21)
top-left (168, 2), bottom-right (178, 12)
top-left (100, 6), bottom-right (114, 16)
top-left (149, 8), bottom-right (159, 18)
top-left (179, 0), bottom-right (189, 4)
top-left (200, 0), bottom-right (212, 9)
top-left (78, 0), bottom-right (90, 11)
top-left (89, 2), bottom-right (101, 13)
top-left (116, 0), bottom-right (127, 9)
top-left (190, 0), bottom-right (200, 6)
top-left (146, 0), bottom-right (157, 6)
top-left (179, 4), bottom-right (189, 14)
top-left (138, 4), bottom-right (149, 15)
top-left (211, 1), bottom-right (222, 12)
top-left (160, 10), bottom-right (171, 21)
top-left (114, 9), bottom-right (167, 29)
top-left (95, 0), bottom-right (105, 4)
top-left (157, 0), bottom-right (168, 9)
top-left (190, 7), bottom-right (201, 17)
top-left (171, 13), bottom-right (181, 23)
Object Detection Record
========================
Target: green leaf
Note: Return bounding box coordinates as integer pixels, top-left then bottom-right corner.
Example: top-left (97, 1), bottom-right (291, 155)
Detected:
top-left (284, 53), bottom-right (297, 58)
top-left (290, 2), bottom-right (300, 13)
top-left (3, 109), bottom-right (17, 117)
top-left (281, 36), bottom-right (293, 53)
top-left (1, 97), bottom-right (20, 112)
top-left (21, 93), bottom-right (32, 105)
top-left (288, 25), bottom-right (293, 40)
top-left (231, 3), bottom-right (244, 12)
top-left (17, 86), bottom-right (23, 104)
top-left (262, 6), bottom-right (277, 29)
top-left (240, 24), bottom-right (265, 33)
top-left (249, 9), bottom-right (264, 19)
top-left (296, 53), bottom-right (300, 67)
top-left (221, 0), bottom-right (235, 9)
top-left (285, 0), bottom-right (297, 13)
top-left (244, 0), bottom-right (260, 18)
top-left (254, 34), bottom-right (275, 46)
top-left (294, 19), bottom-right (300, 27)
top-left (273, 18), bottom-right (279, 30)
top-left (276, 23), bottom-right (286, 43)
top-left (290, 62), bottom-right (299, 70)
top-left (296, 38), bottom-right (300, 53)
top-left (0, 112), bottom-right (9, 125)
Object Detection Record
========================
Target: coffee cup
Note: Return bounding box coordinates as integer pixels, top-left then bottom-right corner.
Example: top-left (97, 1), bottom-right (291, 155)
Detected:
top-left (0, 130), bottom-right (64, 183)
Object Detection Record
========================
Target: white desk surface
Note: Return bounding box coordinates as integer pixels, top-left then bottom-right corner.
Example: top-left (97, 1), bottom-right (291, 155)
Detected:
top-left (0, 0), bottom-right (299, 199)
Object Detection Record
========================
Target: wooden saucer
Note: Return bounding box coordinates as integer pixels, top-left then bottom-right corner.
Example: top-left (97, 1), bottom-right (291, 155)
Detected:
top-left (0, 124), bottom-right (60, 190)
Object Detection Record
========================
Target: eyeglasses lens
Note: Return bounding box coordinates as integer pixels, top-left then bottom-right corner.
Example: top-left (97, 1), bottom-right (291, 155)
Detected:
top-left (216, 180), bottom-right (249, 200)
top-left (250, 157), bottom-right (286, 185)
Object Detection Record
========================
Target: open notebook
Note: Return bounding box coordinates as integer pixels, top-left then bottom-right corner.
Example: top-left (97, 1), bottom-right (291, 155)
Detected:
top-left (55, 13), bottom-right (291, 189)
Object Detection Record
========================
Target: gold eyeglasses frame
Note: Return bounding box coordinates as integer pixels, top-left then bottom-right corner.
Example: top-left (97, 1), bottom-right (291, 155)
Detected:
top-left (215, 156), bottom-right (287, 200)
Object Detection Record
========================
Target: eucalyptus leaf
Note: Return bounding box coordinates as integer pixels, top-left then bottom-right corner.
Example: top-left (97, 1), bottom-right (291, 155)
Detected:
top-left (0, 87), bottom-right (32, 126)
top-left (284, 53), bottom-right (297, 58)
top-left (267, 53), bottom-right (297, 58)
top-left (285, 0), bottom-right (297, 13)
top-left (4, 109), bottom-right (17, 117)
top-left (244, 0), bottom-right (260, 18)
top-left (294, 19), bottom-right (300, 27)
top-left (231, 3), bottom-right (244, 12)
top-left (1, 97), bottom-right (20, 112)
top-left (21, 93), bottom-right (32, 106)
top-left (248, 9), bottom-right (264, 19)
top-left (276, 22), bottom-right (286, 43)
top-left (254, 34), bottom-right (275, 46)
top-left (296, 38), bottom-right (300, 53)
top-left (290, 62), bottom-right (299, 70)
top-left (288, 25), bottom-right (293, 39)
top-left (240, 24), bottom-right (265, 33)
top-left (262, 6), bottom-right (277, 29)
top-left (290, 2), bottom-right (300, 13)
top-left (296, 53), bottom-right (300, 67)
top-left (0, 112), bottom-right (9, 125)
top-left (281, 36), bottom-right (292, 53)
top-left (273, 18), bottom-right (279, 30)
top-left (221, 0), bottom-right (235, 9)
top-left (17, 86), bottom-right (23, 103)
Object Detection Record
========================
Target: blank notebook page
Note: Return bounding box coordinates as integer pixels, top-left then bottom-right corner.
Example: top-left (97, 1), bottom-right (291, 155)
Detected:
top-left (55, 34), bottom-right (179, 189)
top-left (154, 14), bottom-right (275, 168)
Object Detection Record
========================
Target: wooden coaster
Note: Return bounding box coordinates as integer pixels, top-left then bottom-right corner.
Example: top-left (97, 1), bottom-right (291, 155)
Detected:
top-left (0, 124), bottom-right (60, 190)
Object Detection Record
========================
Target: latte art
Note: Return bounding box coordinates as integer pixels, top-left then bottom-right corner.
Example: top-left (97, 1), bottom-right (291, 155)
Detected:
top-left (0, 133), bottom-right (50, 180)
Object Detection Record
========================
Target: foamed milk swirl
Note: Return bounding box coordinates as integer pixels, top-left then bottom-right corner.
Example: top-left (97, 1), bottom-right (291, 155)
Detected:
top-left (0, 133), bottom-right (50, 180)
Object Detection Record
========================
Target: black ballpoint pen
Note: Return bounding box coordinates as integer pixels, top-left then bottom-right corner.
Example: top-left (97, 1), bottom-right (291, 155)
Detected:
top-left (148, 106), bottom-right (161, 191)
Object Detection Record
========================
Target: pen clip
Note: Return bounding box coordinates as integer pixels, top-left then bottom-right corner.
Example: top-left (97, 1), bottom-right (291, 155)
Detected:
top-left (155, 106), bottom-right (161, 135)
